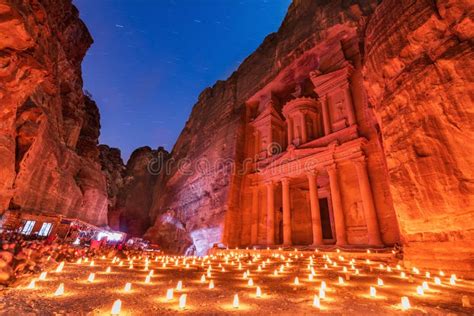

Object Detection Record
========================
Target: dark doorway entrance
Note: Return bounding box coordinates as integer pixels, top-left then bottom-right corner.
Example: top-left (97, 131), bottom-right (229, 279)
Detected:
top-left (319, 198), bottom-right (333, 239)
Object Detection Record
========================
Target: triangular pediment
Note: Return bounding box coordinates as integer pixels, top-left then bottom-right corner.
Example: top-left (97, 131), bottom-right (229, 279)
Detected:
top-left (310, 63), bottom-right (354, 96)
top-left (251, 101), bottom-right (284, 127)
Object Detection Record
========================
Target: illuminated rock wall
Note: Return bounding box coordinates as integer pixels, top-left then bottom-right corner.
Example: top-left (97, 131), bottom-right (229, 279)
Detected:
top-left (0, 0), bottom-right (108, 225)
top-left (363, 0), bottom-right (474, 275)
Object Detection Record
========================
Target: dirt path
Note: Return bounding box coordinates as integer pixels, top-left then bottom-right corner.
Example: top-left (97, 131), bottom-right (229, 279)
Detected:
top-left (0, 250), bottom-right (473, 315)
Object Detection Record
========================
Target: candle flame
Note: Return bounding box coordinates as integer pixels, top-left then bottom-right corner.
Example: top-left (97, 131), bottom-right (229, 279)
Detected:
top-left (248, 278), bottom-right (254, 286)
top-left (111, 299), bottom-right (122, 315)
top-left (39, 272), bottom-right (47, 280)
top-left (313, 295), bottom-right (320, 308)
top-left (294, 277), bottom-right (299, 285)
top-left (166, 288), bottom-right (174, 301)
top-left (233, 294), bottom-right (239, 309)
top-left (87, 273), bottom-right (95, 282)
top-left (55, 262), bottom-right (65, 273)
top-left (319, 288), bottom-right (325, 299)
top-left (416, 286), bottom-right (424, 296)
top-left (54, 283), bottom-right (64, 296)
top-left (401, 296), bottom-right (410, 310)
top-left (370, 286), bottom-right (376, 297)
top-left (179, 294), bottom-right (187, 310)
top-left (27, 279), bottom-right (36, 289)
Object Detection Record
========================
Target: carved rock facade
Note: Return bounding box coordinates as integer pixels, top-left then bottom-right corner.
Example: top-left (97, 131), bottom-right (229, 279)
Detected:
top-left (146, 0), bottom-right (474, 276)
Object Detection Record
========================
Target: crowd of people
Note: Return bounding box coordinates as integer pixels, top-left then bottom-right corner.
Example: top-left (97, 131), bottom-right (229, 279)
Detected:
top-left (0, 231), bottom-right (139, 287)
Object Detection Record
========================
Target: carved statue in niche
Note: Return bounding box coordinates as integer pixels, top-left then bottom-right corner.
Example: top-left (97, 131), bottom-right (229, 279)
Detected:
top-left (335, 100), bottom-right (345, 121)
top-left (330, 93), bottom-right (348, 132)
top-left (347, 201), bottom-right (365, 226)
top-left (291, 84), bottom-right (303, 98)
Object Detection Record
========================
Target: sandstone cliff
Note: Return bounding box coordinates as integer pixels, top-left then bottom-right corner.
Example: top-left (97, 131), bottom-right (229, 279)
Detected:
top-left (100, 145), bottom-right (169, 237)
top-left (363, 0), bottom-right (474, 274)
top-left (0, 0), bottom-right (108, 225)
top-left (98, 145), bottom-right (125, 230)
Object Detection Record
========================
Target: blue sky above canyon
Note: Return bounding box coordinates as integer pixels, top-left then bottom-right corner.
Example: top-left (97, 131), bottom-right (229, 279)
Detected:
top-left (74, 0), bottom-right (291, 161)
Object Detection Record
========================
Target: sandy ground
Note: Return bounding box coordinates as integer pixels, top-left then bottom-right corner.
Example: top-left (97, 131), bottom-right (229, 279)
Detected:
top-left (0, 250), bottom-right (473, 315)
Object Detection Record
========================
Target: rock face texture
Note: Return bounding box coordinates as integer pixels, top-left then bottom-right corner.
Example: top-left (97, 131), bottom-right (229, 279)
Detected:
top-left (98, 145), bottom-right (125, 230)
top-left (100, 145), bottom-right (169, 237)
top-left (0, 0), bottom-right (108, 225)
top-left (145, 0), bottom-right (474, 277)
top-left (363, 0), bottom-right (474, 274)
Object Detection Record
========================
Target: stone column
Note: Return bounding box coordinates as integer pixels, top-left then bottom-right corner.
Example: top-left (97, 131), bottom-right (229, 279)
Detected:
top-left (320, 95), bottom-right (331, 135)
top-left (287, 118), bottom-right (294, 148)
top-left (343, 84), bottom-right (356, 126)
top-left (300, 113), bottom-right (308, 143)
top-left (307, 171), bottom-right (323, 245)
top-left (251, 186), bottom-right (259, 245)
top-left (281, 177), bottom-right (292, 246)
top-left (266, 181), bottom-right (275, 245)
top-left (326, 164), bottom-right (347, 245)
top-left (254, 131), bottom-right (260, 158)
top-left (353, 157), bottom-right (383, 246)
top-left (267, 125), bottom-right (274, 157)
top-left (312, 116), bottom-right (318, 139)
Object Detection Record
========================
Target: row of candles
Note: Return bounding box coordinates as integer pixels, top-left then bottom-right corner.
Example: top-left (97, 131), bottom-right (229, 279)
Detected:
top-left (24, 249), bottom-right (467, 314)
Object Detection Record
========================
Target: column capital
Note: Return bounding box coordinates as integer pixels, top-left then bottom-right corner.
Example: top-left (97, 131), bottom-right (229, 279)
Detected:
top-left (326, 163), bottom-right (338, 173)
top-left (281, 177), bottom-right (290, 185)
top-left (352, 156), bottom-right (367, 168)
top-left (306, 169), bottom-right (319, 178)
top-left (265, 180), bottom-right (274, 187)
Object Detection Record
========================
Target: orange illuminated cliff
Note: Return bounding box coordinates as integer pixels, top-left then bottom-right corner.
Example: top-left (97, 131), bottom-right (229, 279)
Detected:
top-left (145, 0), bottom-right (474, 276)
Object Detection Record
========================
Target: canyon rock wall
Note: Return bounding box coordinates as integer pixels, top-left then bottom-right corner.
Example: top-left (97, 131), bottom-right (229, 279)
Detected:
top-left (100, 145), bottom-right (169, 237)
top-left (98, 145), bottom-right (125, 230)
top-left (363, 0), bottom-right (474, 275)
top-left (0, 0), bottom-right (108, 225)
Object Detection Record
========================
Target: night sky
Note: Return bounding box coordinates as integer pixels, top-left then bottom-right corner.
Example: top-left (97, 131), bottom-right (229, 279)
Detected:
top-left (73, 0), bottom-right (291, 161)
